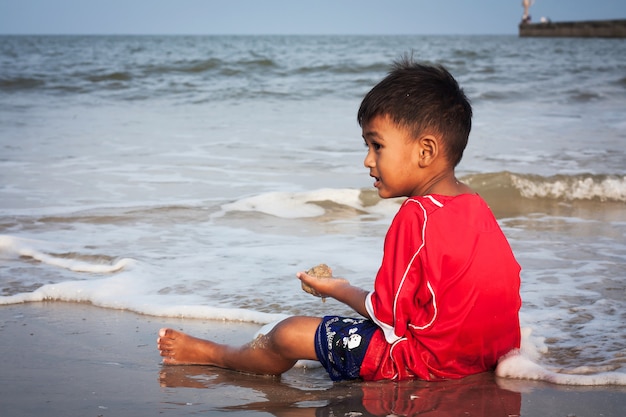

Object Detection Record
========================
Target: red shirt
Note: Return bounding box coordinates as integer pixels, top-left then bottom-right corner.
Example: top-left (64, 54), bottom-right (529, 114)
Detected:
top-left (360, 194), bottom-right (521, 381)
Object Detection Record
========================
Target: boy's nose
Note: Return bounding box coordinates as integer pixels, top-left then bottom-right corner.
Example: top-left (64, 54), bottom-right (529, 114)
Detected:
top-left (364, 150), bottom-right (374, 168)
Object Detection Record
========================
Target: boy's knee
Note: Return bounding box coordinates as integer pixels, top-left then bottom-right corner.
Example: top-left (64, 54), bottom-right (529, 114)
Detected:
top-left (271, 317), bottom-right (308, 343)
top-left (268, 316), bottom-right (319, 358)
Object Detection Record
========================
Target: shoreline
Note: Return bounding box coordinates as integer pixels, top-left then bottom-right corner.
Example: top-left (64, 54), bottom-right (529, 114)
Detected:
top-left (1, 302), bottom-right (624, 416)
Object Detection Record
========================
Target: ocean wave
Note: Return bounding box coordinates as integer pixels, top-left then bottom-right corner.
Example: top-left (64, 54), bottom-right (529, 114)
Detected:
top-left (0, 235), bottom-right (134, 274)
top-left (142, 57), bottom-right (269, 76)
top-left (496, 351), bottom-right (626, 386)
top-left (294, 61), bottom-right (388, 76)
top-left (0, 233), bottom-right (288, 324)
top-left (180, 57), bottom-right (226, 73)
top-left (0, 278), bottom-right (288, 325)
top-left (215, 173), bottom-right (625, 222)
top-left (565, 88), bottom-right (604, 103)
top-left (86, 71), bottom-right (133, 83)
top-left (209, 173), bottom-right (626, 224)
top-left (0, 76), bottom-right (45, 91)
top-left (215, 188), bottom-right (400, 220)
top-left (463, 172), bottom-right (626, 203)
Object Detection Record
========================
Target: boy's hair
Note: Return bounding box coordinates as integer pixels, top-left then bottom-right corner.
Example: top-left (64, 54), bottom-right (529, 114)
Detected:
top-left (357, 57), bottom-right (472, 167)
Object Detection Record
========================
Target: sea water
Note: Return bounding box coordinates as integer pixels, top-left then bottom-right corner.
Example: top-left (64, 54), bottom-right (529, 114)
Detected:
top-left (0, 35), bottom-right (624, 384)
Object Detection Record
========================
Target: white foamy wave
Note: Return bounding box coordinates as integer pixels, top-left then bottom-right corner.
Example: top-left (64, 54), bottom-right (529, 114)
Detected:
top-left (0, 272), bottom-right (288, 324)
top-left (0, 235), bottom-right (134, 273)
top-left (511, 174), bottom-right (626, 202)
top-left (216, 188), bottom-right (399, 219)
top-left (495, 328), bottom-right (626, 386)
top-left (218, 188), bottom-right (359, 218)
top-left (140, 304), bottom-right (288, 324)
top-left (496, 353), bottom-right (626, 386)
top-left (0, 234), bottom-right (287, 324)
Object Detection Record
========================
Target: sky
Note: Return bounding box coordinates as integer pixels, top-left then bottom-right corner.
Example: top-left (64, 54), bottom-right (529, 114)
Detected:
top-left (1, 0), bottom-right (625, 36)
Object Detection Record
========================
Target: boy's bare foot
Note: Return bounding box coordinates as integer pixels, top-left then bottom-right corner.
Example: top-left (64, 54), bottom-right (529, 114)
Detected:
top-left (157, 328), bottom-right (216, 365)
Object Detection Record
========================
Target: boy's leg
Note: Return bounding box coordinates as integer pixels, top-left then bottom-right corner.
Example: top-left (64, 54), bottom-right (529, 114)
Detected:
top-left (157, 316), bottom-right (321, 376)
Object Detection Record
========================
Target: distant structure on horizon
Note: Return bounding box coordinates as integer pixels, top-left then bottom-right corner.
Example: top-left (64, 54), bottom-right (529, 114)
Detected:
top-left (519, 19), bottom-right (626, 38)
top-left (519, 0), bottom-right (626, 38)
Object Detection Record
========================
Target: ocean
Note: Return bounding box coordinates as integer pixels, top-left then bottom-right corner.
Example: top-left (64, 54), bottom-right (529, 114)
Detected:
top-left (0, 35), bottom-right (624, 383)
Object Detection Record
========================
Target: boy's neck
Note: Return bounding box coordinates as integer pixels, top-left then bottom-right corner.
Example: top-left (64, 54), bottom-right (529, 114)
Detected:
top-left (417, 171), bottom-right (475, 197)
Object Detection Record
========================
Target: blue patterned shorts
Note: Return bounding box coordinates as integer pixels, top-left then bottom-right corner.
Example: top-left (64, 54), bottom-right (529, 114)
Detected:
top-left (314, 316), bottom-right (378, 381)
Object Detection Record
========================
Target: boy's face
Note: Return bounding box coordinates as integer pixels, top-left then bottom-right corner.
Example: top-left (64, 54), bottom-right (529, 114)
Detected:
top-left (362, 115), bottom-right (424, 199)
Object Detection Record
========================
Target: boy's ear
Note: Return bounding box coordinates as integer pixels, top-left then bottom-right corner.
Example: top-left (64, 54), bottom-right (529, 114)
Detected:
top-left (416, 135), bottom-right (438, 168)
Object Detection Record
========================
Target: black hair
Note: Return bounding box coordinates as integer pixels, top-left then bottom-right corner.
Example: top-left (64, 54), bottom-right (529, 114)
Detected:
top-left (357, 56), bottom-right (472, 167)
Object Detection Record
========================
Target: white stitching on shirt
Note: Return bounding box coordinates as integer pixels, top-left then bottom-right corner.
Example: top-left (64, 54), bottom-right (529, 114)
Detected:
top-left (408, 280), bottom-right (438, 330)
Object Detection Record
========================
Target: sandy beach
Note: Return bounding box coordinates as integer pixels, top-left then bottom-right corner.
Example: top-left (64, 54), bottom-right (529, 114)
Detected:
top-left (0, 302), bottom-right (624, 417)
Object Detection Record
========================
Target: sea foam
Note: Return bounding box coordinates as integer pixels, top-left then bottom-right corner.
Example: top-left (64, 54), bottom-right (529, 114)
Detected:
top-left (464, 172), bottom-right (626, 203)
top-left (496, 352), bottom-right (626, 386)
top-left (218, 188), bottom-right (363, 219)
top-left (511, 174), bottom-right (626, 202)
top-left (0, 235), bottom-right (134, 273)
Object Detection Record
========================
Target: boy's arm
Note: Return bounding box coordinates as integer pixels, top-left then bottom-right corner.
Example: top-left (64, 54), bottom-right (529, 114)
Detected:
top-left (296, 271), bottom-right (370, 318)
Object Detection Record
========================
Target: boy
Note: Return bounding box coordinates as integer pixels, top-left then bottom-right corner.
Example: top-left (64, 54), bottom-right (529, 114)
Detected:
top-left (157, 58), bottom-right (522, 381)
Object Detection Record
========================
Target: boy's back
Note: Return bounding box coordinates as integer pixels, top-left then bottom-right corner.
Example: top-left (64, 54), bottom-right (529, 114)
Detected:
top-left (363, 193), bottom-right (521, 381)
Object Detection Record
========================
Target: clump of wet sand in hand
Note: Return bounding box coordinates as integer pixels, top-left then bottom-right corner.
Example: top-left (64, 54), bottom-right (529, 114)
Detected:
top-left (301, 263), bottom-right (334, 302)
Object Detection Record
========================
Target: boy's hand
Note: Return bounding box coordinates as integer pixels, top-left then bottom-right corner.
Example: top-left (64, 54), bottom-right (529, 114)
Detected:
top-left (297, 268), bottom-right (370, 318)
top-left (297, 269), bottom-right (349, 301)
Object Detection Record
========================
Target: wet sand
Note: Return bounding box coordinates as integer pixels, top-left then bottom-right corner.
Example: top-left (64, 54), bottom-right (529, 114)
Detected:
top-left (1, 302), bottom-right (624, 417)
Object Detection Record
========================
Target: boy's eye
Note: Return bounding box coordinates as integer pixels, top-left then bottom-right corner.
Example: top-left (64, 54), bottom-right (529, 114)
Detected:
top-left (364, 140), bottom-right (382, 152)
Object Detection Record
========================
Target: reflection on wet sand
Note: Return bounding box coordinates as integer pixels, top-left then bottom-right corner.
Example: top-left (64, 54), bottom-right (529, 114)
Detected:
top-left (159, 367), bottom-right (521, 416)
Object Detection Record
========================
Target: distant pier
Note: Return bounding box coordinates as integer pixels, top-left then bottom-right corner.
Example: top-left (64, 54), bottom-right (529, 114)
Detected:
top-left (519, 19), bottom-right (626, 38)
